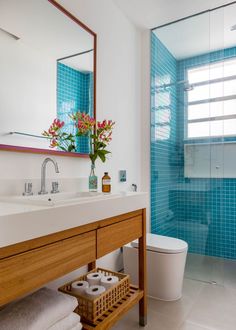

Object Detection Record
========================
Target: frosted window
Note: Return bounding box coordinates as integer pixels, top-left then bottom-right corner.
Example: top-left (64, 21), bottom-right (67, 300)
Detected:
top-left (188, 80), bottom-right (236, 102)
top-left (156, 109), bottom-right (171, 124)
top-left (224, 118), bottom-right (236, 135)
top-left (224, 80), bottom-right (236, 96)
top-left (223, 99), bottom-right (236, 115)
top-left (188, 58), bottom-right (236, 84)
top-left (222, 59), bottom-right (236, 77)
top-left (155, 91), bottom-right (170, 106)
top-left (187, 58), bottom-right (236, 138)
top-left (155, 74), bottom-right (171, 87)
top-left (188, 85), bottom-right (210, 102)
top-left (155, 125), bottom-right (170, 140)
top-left (188, 65), bottom-right (210, 84)
top-left (188, 122), bottom-right (210, 138)
top-left (210, 120), bottom-right (224, 136)
top-left (188, 104), bottom-right (210, 120)
top-left (189, 99), bottom-right (236, 120)
top-left (188, 119), bottom-right (236, 138)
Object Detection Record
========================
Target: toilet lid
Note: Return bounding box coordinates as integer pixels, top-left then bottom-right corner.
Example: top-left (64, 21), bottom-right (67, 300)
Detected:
top-left (131, 233), bottom-right (188, 254)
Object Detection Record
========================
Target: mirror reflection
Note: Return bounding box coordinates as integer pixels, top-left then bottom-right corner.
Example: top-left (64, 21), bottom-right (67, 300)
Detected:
top-left (0, 0), bottom-right (95, 155)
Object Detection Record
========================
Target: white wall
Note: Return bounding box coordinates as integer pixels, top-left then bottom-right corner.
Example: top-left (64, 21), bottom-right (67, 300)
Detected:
top-left (0, 31), bottom-right (56, 148)
top-left (0, 0), bottom-right (142, 190)
top-left (56, 0), bottom-right (142, 191)
top-left (0, 0), bottom-right (143, 279)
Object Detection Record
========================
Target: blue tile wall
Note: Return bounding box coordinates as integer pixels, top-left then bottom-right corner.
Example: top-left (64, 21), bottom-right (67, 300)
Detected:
top-left (57, 62), bottom-right (94, 153)
top-left (151, 33), bottom-right (179, 237)
top-left (151, 33), bottom-right (236, 259)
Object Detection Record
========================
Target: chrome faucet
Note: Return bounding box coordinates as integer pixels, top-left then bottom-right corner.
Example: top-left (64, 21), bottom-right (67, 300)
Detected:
top-left (38, 158), bottom-right (59, 195)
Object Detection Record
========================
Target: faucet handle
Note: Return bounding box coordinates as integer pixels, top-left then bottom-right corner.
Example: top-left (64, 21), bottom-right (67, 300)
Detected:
top-left (23, 182), bottom-right (33, 196)
top-left (51, 181), bottom-right (59, 194)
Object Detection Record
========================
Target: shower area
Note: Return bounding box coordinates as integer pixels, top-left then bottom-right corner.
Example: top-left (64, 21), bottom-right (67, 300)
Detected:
top-left (151, 2), bottom-right (236, 285)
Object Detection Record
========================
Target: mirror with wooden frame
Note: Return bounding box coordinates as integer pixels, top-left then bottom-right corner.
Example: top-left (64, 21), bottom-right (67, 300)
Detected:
top-left (0, 0), bottom-right (96, 157)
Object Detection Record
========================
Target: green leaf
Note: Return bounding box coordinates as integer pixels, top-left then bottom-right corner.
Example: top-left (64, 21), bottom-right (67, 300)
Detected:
top-left (96, 142), bottom-right (106, 149)
top-left (97, 150), bottom-right (106, 162)
top-left (68, 144), bottom-right (75, 152)
top-left (99, 150), bottom-right (111, 155)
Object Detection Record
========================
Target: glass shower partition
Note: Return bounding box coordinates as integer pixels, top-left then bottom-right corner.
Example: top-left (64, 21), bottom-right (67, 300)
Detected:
top-left (151, 3), bottom-right (236, 286)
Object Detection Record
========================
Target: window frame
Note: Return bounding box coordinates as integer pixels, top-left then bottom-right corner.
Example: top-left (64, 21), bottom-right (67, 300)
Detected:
top-left (185, 58), bottom-right (236, 140)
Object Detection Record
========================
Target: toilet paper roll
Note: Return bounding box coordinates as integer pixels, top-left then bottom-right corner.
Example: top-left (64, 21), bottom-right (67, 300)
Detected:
top-left (85, 285), bottom-right (106, 300)
top-left (87, 272), bottom-right (103, 286)
top-left (71, 281), bottom-right (89, 295)
top-left (100, 275), bottom-right (119, 290)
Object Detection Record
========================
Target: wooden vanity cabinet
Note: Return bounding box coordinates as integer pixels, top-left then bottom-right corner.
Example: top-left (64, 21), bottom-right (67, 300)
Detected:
top-left (0, 209), bottom-right (147, 329)
top-left (97, 214), bottom-right (142, 257)
top-left (0, 232), bottom-right (96, 306)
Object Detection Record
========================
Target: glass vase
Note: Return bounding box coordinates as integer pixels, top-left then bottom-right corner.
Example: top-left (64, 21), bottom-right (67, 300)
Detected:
top-left (89, 163), bottom-right (98, 192)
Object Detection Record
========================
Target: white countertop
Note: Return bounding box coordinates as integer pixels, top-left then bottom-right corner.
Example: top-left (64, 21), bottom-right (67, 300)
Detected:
top-left (0, 192), bottom-right (148, 248)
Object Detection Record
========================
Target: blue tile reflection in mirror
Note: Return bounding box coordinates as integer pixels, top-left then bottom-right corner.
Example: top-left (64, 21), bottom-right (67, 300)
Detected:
top-left (57, 50), bottom-right (94, 154)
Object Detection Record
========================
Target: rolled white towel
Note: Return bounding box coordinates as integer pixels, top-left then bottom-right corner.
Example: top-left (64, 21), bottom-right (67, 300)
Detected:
top-left (48, 313), bottom-right (80, 330)
top-left (0, 287), bottom-right (78, 330)
top-left (71, 323), bottom-right (82, 330)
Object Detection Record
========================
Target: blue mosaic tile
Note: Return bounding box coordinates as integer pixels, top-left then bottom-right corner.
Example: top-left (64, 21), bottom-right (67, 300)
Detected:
top-left (57, 62), bottom-right (94, 154)
top-left (151, 32), bottom-right (236, 259)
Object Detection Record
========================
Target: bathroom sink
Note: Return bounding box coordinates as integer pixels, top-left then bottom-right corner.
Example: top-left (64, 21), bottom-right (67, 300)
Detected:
top-left (0, 191), bottom-right (120, 207)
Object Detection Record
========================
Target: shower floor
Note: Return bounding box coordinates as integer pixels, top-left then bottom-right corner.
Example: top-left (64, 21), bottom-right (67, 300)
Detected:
top-left (113, 254), bottom-right (236, 329)
top-left (185, 253), bottom-right (236, 289)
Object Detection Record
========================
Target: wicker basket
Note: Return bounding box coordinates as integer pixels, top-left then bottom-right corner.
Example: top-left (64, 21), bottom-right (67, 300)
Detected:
top-left (59, 268), bottom-right (130, 323)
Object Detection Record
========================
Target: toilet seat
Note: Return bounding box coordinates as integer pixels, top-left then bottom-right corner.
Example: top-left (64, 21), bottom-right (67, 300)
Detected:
top-left (131, 233), bottom-right (188, 254)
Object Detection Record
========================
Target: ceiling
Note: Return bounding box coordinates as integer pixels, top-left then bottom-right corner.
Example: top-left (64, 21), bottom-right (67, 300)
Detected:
top-left (154, 3), bottom-right (236, 59)
top-left (113, 0), bottom-right (235, 30)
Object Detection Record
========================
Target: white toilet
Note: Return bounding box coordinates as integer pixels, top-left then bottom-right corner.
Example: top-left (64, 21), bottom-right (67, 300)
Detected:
top-left (123, 233), bottom-right (188, 301)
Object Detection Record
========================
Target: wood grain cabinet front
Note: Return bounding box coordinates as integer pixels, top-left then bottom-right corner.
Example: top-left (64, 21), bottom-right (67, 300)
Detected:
top-left (0, 231), bottom-right (96, 306)
top-left (97, 215), bottom-right (142, 258)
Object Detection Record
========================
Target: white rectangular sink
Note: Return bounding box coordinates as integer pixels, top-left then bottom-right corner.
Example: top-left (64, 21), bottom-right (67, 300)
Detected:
top-left (0, 191), bottom-right (148, 248)
top-left (0, 191), bottom-right (121, 207)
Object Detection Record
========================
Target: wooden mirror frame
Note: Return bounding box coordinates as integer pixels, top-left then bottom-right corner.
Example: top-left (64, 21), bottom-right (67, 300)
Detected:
top-left (0, 0), bottom-right (97, 158)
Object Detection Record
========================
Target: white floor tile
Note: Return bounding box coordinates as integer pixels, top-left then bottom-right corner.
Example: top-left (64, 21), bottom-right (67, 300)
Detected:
top-left (148, 279), bottom-right (205, 325)
top-left (112, 257), bottom-right (236, 330)
top-left (187, 284), bottom-right (236, 330)
top-left (178, 320), bottom-right (218, 330)
top-left (112, 305), bottom-right (180, 330)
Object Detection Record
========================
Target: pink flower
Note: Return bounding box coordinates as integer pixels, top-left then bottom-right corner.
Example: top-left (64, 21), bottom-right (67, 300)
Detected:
top-left (50, 138), bottom-right (58, 148)
top-left (76, 112), bottom-right (96, 134)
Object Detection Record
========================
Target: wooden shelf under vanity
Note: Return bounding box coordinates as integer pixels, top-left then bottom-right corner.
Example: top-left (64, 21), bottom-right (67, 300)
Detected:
top-left (0, 209), bottom-right (147, 329)
top-left (82, 286), bottom-right (143, 330)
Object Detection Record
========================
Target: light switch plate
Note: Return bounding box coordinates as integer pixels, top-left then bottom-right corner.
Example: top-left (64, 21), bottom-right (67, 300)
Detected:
top-left (119, 170), bottom-right (127, 182)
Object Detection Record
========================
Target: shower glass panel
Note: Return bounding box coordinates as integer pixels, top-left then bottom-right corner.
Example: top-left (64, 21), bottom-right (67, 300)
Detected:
top-left (151, 3), bottom-right (236, 285)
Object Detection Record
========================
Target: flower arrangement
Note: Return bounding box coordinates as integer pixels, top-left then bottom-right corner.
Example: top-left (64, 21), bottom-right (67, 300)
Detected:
top-left (43, 112), bottom-right (115, 165)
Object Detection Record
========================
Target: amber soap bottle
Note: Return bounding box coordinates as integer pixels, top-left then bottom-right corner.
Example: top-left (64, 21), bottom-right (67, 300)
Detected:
top-left (102, 172), bottom-right (111, 193)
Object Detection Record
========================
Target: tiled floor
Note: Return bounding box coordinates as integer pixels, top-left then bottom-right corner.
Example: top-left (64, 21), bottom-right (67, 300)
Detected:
top-left (113, 257), bottom-right (236, 330)
top-left (185, 254), bottom-right (236, 288)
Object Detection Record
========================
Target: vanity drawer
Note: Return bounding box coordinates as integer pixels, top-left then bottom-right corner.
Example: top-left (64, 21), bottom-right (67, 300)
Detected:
top-left (0, 231), bottom-right (96, 306)
top-left (97, 216), bottom-right (142, 258)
